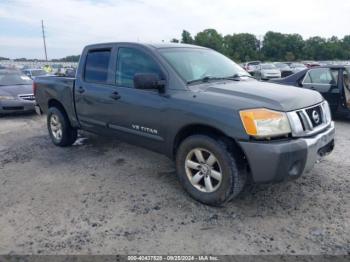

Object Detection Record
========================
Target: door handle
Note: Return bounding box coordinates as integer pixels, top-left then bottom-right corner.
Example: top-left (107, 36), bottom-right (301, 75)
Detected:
top-left (78, 86), bottom-right (85, 94)
top-left (110, 91), bottom-right (121, 100)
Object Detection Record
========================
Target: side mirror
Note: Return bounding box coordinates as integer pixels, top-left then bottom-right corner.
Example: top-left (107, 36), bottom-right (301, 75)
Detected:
top-left (329, 79), bottom-right (336, 86)
top-left (133, 73), bottom-right (165, 92)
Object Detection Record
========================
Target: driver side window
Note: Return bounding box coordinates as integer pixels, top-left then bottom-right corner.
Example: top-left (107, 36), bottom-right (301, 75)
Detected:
top-left (116, 47), bottom-right (163, 88)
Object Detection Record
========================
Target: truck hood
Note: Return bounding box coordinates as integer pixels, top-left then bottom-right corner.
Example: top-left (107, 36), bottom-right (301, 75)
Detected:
top-left (192, 80), bottom-right (323, 112)
top-left (0, 84), bottom-right (33, 96)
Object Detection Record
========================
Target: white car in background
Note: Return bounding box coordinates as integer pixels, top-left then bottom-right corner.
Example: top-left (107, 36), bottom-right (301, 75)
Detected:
top-left (255, 63), bottom-right (281, 80)
top-left (242, 61), bottom-right (261, 76)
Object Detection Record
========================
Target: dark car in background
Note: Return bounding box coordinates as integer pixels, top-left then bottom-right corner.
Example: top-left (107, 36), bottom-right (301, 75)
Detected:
top-left (55, 67), bottom-right (77, 77)
top-left (0, 69), bottom-right (36, 114)
top-left (22, 68), bottom-right (49, 79)
top-left (271, 65), bottom-right (350, 116)
top-left (288, 62), bottom-right (308, 74)
top-left (273, 62), bottom-right (294, 77)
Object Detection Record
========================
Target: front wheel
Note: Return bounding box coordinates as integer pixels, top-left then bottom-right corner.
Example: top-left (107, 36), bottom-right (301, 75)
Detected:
top-left (47, 107), bottom-right (77, 147)
top-left (175, 135), bottom-right (246, 206)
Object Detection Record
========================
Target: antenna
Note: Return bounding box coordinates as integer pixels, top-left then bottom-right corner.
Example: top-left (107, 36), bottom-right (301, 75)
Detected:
top-left (41, 20), bottom-right (48, 61)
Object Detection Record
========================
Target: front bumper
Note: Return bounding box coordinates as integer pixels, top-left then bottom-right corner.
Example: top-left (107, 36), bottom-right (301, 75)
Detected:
top-left (0, 99), bottom-right (36, 114)
top-left (238, 122), bottom-right (335, 183)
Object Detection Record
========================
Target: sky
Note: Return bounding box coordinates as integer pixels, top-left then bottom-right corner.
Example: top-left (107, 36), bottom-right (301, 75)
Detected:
top-left (0, 0), bottom-right (349, 59)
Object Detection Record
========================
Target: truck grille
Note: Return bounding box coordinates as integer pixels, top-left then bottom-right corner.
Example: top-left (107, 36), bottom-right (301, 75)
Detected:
top-left (287, 101), bottom-right (332, 137)
top-left (18, 94), bottom-right (35, 101)
top-left (305, 105), bottom-right (323, 128)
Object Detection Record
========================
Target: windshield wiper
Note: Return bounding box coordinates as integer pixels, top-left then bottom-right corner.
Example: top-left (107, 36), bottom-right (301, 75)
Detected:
top-left (187, 76), bottom-right (225, 85)
top-left (187, 74), bottom-right (255, 85)
top-left (228, 74), bottom-right (256, 79)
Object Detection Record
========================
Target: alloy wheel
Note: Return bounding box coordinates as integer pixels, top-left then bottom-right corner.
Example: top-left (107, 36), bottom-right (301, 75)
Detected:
top-left (50, 114), bottom-right (63, 141)
top-left (185, 148), bottom-right (222, 193)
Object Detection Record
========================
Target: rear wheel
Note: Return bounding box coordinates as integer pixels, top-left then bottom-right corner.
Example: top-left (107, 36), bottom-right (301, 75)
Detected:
top-left (47, 107), bottom-right (77, 146)
top-left (176, 135), bottom-right (246, 206)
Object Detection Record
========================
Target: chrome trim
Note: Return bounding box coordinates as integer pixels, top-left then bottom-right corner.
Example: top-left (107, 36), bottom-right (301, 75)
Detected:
top-left (18, 93), bottom-right (35, 101)
top-left (287, 111), bottom-right (304, 134)
top-left (287, 101), bottom-right (332, 137)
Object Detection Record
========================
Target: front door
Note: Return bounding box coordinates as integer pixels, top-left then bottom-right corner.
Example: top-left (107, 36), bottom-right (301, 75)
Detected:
top-left (105, 46), bottom-right (169, 152)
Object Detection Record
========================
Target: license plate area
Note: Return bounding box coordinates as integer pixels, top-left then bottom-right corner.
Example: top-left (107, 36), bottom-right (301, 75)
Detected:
top-left (317, 140), bottom-right (334, 157)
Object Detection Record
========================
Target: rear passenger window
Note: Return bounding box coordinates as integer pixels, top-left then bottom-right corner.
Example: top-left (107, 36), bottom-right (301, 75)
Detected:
top-left (303, 68), bottom-right (336, 85)
top-left (84, 50), bottom-right (111, 83)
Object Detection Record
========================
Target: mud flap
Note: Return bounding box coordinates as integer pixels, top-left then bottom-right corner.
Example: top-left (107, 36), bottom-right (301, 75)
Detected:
top-left (35, 105), bottom-right (42, 115)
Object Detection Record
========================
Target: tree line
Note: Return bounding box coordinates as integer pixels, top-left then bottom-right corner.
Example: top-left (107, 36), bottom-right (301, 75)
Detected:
top-left (2, 30), bottom-right (350, 63)
top-left (171, 29), bottom-right (350, 62)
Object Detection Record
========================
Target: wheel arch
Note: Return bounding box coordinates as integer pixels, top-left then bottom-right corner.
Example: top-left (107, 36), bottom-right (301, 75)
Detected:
top-left (172, 124), bottom-right (249, 174)
top-left (48, 99), bottom-right (72, 126)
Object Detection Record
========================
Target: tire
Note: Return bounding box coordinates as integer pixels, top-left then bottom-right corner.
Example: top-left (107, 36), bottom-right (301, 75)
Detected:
top-left (47, 107), bottom-right (77, 147)
top-left (175, 135), bottom-right (246, 206)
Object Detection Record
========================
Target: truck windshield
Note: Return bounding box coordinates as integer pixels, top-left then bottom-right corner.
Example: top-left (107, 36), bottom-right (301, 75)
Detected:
top-left (159, 48), bottom-right (250, 84)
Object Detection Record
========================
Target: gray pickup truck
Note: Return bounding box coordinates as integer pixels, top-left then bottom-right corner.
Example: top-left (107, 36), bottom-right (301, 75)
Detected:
top-left (34, 43), bottom-right (335, 206)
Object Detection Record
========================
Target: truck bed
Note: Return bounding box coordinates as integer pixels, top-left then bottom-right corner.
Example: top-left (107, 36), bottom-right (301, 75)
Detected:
top-left (34, 76), bottom-right (79, 127)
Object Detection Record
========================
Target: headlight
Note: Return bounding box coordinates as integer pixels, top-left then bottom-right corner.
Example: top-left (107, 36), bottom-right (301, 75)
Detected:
top-left (0, 95), bottom-right (15, 100)
top-left (239, 108), bottom-right (291, 138)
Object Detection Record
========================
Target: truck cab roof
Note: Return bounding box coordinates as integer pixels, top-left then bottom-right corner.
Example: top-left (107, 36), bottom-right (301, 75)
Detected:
top-left (84, 42), bottom-right (207, 50)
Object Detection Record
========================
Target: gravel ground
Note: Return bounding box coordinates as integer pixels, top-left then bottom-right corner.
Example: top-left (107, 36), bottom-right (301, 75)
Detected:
top-left (0, 113), bottom-right (349, 255)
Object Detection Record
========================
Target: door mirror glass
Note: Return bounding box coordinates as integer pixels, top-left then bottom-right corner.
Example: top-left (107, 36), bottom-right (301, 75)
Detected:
top-left (133, 73), bottom-right (165, 91)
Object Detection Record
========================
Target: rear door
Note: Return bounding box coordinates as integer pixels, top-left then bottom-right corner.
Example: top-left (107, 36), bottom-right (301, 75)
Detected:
top-left (301, 68), bottom-right (340, 109)
top-left (74, 47), bottom-right (115, 130)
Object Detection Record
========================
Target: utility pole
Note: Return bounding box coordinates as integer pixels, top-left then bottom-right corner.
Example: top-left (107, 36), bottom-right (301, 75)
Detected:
top-left (41, 20), bottom-right (48, 61)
